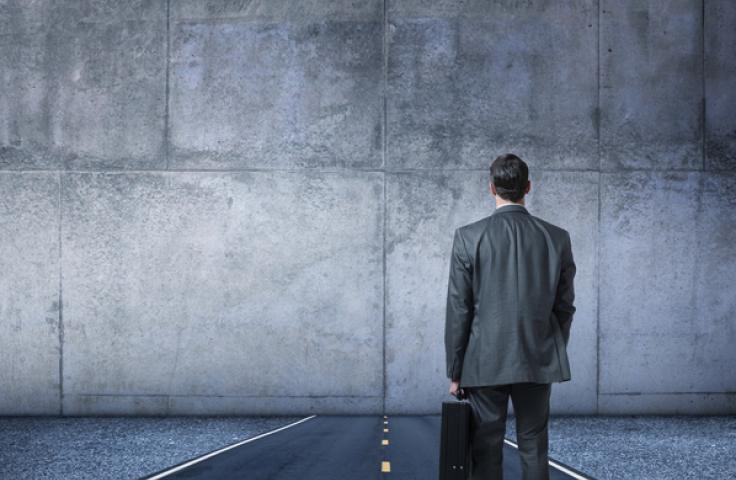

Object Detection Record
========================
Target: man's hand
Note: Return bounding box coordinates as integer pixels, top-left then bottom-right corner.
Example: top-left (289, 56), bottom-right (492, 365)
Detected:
top-left (449, 379), bottom-right (464, 399)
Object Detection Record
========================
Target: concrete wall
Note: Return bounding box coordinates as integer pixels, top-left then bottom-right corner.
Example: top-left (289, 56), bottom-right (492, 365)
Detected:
top-left (0, 0), bottom-right (733, 416)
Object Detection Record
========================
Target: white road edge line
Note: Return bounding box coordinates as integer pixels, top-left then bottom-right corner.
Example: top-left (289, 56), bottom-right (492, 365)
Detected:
top-left (146, 415), bottom-right (317, 480)
top-left (503, 438), bottom-right (590, 480)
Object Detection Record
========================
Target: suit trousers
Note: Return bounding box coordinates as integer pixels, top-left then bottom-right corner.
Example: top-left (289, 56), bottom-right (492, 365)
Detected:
top-left (466, 383), bottom-right (551, 480)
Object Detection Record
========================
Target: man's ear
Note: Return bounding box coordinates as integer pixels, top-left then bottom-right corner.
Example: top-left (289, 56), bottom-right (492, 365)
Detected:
top-left (490, 183), bottom-right (497, 196)
top-left (525, 181), bottom-right (531, 195)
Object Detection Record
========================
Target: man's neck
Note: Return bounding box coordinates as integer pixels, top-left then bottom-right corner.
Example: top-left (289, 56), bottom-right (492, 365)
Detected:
top-left (495, 198), bottom-right (525, 209)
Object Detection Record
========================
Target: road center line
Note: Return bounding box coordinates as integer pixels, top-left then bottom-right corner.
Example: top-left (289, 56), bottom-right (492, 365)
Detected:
top-left (144, 415), bottom-right (317, 480)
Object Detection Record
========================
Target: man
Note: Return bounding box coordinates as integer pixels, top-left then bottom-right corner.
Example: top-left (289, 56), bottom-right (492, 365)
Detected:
top-left (445, 154), bottom-right (576, 480)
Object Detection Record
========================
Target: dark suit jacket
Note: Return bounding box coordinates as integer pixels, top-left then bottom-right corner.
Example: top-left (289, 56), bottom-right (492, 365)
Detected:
top-left (445, 204), bottom-right (576, 387)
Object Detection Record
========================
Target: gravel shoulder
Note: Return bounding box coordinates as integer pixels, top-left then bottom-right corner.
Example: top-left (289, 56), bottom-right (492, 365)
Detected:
top-left (506, 415), bottom-right (736, 480)
top-left (0, 416), bottom-right (303, 480)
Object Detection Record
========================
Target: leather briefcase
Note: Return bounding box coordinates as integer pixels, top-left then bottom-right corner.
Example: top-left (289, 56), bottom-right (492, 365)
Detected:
top-left (439, 400), bottom-right (471, 480)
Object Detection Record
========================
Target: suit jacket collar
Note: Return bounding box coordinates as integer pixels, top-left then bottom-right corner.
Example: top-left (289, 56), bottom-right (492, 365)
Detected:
top-left (492, 204), bottom-right (529, 216)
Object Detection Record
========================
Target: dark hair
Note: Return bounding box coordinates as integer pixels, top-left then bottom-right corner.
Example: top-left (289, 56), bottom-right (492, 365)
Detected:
top-left (489, 154), bottom-right (529, 202)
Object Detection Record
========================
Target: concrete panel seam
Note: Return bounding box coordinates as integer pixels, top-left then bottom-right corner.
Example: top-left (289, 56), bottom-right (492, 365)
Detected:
top-left (382, 0), bottom-right (388, 416)
top-left (384, 168), bottom-right (604, 174)
top-left (58, 172), bottom-right (64, 416)
top-left (25, 169), bottom-right (391, 177)
top-left (0, 168), bottom-right (603, 174)
top-left (382, 174), bottom-right (387, 416)
top-left (601, 392), bottom-right (735, 396)
top-left (596, 171), bottom-right (601, 416)
top-left (596, 0), bottom-right (601, 416)
top-left (383, 0), bottom-right (389, 171)
top-left (165, 0), bottom-right (172, 170)
top-left (72, 394), bottom-right (385, 399)
top-left (10, 168), bottom-right (396, 174)
top-left (597, 167), bottom-right (704, 173)
top-left (701, 0), bottom-right (706, 171)
top-left (596, 0), bottom-right (601, 173)
top-left (166, 327), bottom-right (182, 416)
top-left (693, 174), bottom-right (705, 362)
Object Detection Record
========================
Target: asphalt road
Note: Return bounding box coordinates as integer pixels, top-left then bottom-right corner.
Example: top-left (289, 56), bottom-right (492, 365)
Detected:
top-left (142, 416), bottom-right (591, 480)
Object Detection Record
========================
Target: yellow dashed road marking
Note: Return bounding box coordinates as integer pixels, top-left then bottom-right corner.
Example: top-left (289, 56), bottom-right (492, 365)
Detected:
top-left (382, 416), bottom-right (390, 473)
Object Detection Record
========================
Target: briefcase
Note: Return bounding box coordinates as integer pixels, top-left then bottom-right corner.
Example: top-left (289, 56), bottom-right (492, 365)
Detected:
top-left (439, 400), bottom-right (471, 480)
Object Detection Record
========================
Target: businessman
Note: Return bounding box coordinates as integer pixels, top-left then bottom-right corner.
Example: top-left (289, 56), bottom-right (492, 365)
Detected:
top-left (445, 154), bottom-right (576, 480)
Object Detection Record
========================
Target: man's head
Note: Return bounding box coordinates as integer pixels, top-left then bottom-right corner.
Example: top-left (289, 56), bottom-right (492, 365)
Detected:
top-left (489, 153), bottom-right (530, 203)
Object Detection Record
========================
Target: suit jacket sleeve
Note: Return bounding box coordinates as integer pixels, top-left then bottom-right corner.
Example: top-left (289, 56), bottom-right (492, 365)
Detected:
top-left (445, 229), bottom-right (474, 380)
top-left (553, 231), bottom-right (576, 345)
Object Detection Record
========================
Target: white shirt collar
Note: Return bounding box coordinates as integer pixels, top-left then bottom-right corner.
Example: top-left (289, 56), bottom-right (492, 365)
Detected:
top-left (495, 203), bottom-right (526, 211)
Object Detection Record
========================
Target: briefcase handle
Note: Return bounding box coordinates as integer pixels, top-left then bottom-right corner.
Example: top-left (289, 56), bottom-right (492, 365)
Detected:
top-left (455, 387), bottom-right (468, 401)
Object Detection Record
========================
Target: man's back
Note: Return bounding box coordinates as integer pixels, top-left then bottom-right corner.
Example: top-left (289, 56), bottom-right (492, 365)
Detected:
top-left (445, 204), bottom-right (576, 388)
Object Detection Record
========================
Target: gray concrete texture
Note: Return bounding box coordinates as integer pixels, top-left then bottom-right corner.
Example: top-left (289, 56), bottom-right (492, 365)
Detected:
top-left (61, 172), bottom-right (383, 415)
top-left (0, 0), bottom-right (734, 416)
top-left (388, 1), bottom-right (598, 170)
top-left (600, 0), bottom-right (704, 170)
